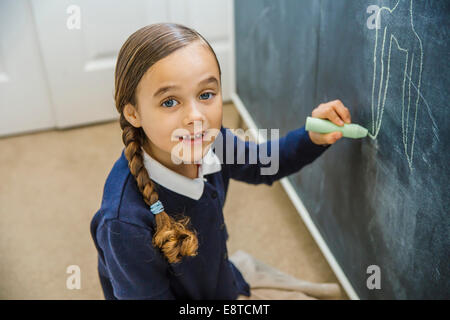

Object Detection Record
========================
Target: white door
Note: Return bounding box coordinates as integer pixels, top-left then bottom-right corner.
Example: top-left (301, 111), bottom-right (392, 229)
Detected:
top-left (0, 0), bottom-right (55, 137)
top-left (30, 0), bottom-right (232, 129)
top-left (168, 0), bottom-right (232, 102)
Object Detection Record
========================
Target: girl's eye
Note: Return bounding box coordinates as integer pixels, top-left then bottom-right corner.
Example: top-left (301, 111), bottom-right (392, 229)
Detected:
top-left (161, 92), bottom-right (215, 108)
top-left (161, 98), bottom-right (179, 108)
top-left (200, 92), bottom-right (215, 100)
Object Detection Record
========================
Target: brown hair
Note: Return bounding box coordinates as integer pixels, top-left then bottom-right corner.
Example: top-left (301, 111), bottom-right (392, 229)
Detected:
top-left (114, 23), bottom-right (222, 264)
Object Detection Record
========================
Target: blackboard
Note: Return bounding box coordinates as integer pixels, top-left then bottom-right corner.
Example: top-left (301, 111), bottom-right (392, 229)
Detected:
top-left (234, 0), bottom-right (449, 299)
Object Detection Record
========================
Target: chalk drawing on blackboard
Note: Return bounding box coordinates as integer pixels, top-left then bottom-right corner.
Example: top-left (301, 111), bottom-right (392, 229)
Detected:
top-left (371, 0), bottom-right (423, 170)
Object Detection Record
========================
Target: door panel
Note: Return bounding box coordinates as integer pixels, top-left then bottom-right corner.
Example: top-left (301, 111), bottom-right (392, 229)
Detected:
top-left (0, 0), bottom-right (55, 137)
top-left (30, 0), bottom-right (169, 128)
top-left (29, 0), bottom-right (232, 129)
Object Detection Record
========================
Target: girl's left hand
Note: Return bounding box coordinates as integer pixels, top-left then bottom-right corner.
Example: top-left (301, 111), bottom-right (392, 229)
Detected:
top-left (308, 99), bottom-right (352, 146)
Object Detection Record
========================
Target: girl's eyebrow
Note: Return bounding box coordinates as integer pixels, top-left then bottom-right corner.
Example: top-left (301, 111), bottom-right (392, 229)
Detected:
top-left (199, 76), bottom-right (219, 87)
top-left (153, 76), bottom-right (218, 98)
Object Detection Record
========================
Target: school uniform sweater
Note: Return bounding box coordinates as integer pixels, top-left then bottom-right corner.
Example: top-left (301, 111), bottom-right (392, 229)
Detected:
top-left (90, 125), bottom-right (330, 300)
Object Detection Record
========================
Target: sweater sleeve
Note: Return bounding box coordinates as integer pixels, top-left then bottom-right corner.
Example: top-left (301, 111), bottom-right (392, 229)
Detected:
top-left (97, 219), bottom-right (175, 300)
top-left (220, 125), bottom-right (330, 186)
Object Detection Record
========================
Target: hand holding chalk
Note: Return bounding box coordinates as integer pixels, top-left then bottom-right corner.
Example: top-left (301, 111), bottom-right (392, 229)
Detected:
top-left (306, 116), bottom-right (369, 139)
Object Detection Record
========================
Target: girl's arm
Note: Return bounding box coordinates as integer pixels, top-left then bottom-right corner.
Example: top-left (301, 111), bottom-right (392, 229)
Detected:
top-left (97, 219), bottom-right (175, 300)
top-left (218, 125), bottom-right (330, 186)
top-left (216, 100), bottom-right (351, 185)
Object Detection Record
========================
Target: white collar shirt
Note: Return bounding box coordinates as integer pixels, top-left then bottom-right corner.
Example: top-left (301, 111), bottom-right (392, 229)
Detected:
top-left (141, 147), bottom-right (222, 200)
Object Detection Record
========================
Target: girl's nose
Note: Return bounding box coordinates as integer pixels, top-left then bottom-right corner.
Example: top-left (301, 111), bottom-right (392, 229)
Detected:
top-left (184, 101), bottom-right (206, 125)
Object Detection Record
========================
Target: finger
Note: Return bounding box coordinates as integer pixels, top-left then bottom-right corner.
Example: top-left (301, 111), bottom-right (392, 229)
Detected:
top-left (313, 103), bottom-right (344, 126)
top-left (325, 108), bottom-right (345, 126)
top-left (322, 131), bottom-right (343, 144)
top-left (332, 101), bottom-right (351, 124)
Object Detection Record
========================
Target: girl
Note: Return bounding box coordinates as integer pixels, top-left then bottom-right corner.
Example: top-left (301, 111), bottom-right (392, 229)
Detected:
top-left (90, 23), bottom-right (351, 300)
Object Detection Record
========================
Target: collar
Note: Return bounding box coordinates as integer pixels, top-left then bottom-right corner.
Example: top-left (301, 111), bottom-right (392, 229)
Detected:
top-left (141, 146), bottom-right (222, 200)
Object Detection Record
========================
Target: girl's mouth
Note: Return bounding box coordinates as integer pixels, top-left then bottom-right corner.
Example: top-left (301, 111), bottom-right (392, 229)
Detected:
top-left (177, 131), bottom-right (206, 144)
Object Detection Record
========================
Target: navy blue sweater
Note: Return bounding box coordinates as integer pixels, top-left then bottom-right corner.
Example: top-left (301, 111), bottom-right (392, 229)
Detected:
top-left (90, 125), bottom-right (329, 299)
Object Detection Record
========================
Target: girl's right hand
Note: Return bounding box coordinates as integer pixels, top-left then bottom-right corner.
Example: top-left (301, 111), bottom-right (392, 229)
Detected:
top-left (308, 100), bottom-right (352, 146)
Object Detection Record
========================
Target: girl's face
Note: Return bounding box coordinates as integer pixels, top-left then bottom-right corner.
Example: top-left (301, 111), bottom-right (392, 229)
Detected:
top-left (124, 41), bottom-right (223, 173)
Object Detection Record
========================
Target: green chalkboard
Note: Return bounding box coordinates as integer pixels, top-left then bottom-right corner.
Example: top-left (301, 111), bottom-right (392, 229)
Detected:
top-left (234, 0), bottom-right (449, 299)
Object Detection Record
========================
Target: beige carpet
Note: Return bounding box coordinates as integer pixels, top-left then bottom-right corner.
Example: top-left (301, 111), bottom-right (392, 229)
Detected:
top-left (0, 103), bottom-right (348, 299)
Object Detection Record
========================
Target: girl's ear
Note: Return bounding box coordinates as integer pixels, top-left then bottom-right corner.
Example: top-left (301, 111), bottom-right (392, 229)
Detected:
top-left (123, 103), bottom-right (142, 128)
